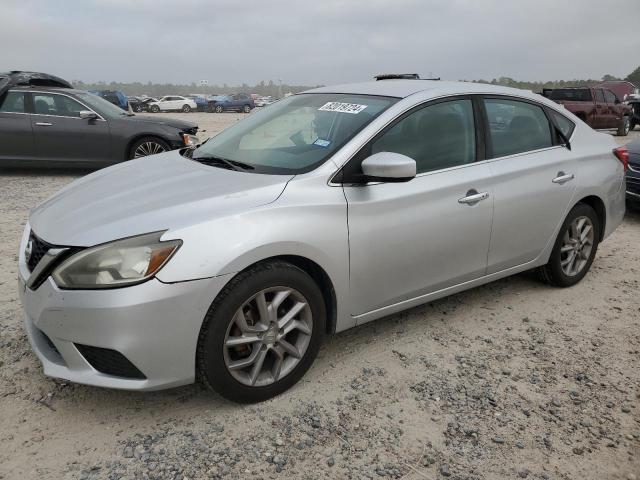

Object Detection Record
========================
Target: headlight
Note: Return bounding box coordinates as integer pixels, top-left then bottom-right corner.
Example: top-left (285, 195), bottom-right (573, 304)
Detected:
top-left (182, 133), bottom-right (199, 146)
top-left (52, 232), bottom-right (181, 289)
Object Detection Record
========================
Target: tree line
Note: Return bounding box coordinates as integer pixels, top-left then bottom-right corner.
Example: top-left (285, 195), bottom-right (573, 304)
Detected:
top-left (72, 67), bottom-right (639, 97)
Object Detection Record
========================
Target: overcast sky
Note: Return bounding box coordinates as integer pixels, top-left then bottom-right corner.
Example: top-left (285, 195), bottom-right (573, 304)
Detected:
top-left (2, 0), bottom-right (639, 86)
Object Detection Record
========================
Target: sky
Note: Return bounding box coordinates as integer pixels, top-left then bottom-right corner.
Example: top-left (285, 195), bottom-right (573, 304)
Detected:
top-left (2, 0), bottom-right (639, 86)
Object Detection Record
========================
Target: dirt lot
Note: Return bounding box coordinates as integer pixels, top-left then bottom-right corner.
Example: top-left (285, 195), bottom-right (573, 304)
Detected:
top-left (1, 114), bottom-right (639, 480)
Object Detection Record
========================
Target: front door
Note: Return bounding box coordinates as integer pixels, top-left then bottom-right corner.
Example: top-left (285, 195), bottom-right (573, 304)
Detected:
top-left (343, 98), bottom-right (493, 316)
top-left (30, 92), bottom-right (111, 164)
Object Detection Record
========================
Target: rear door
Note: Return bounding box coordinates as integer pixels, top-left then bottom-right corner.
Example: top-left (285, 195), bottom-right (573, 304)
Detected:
top-left (30, 92), bottom-right (111, 164)
top-left (593, 89), bottom-right (607, 128)
top-left (603, 89), bottom-right (620, 128)
top-left (0, 90), bottom-right (34, 162)
top-left (482, 97), bottom-right (577, 273)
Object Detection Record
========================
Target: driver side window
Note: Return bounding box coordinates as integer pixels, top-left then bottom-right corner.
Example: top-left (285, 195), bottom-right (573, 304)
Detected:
top-left (369, 99), bottom-right (476, 174)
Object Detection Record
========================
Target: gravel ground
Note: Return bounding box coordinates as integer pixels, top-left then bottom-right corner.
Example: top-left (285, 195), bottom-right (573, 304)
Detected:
top-left (1, 114), bottom-right (639, 480)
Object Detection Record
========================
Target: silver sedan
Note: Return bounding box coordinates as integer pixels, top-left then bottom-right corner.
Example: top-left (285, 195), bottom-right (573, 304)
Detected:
top-left (18, 79), bottom-right (626, 402)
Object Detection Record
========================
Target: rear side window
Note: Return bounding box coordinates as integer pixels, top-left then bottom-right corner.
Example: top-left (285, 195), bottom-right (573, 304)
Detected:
top-left (604, 90), bottom-right (617, 104)
top-left (594, 89), bottom-right (605, 103)
top-left (484, 98), bottom-right (552, 158)
top-left (549, 110), bottom-right (575, 139)
top-left (0, 92), bottom-right (26, 113)
top-left (369, 99), bottom-right (476, 174)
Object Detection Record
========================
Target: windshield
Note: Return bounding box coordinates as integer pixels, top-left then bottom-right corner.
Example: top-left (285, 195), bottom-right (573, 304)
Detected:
top-left (548, 89), bottom-right (592, 102)
top-left (192, 93), bottom-right (397, 174)
top-left (76, 92), bottom-right (132, 118)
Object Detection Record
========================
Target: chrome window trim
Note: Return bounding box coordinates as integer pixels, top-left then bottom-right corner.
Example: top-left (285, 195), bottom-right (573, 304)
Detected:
top-left (17, 89), bottom-right (107, 121)
top-left (328, 92), bottom-right (569, 186)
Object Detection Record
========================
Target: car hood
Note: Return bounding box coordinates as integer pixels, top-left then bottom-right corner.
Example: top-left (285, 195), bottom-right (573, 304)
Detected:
top-left (29, 151), bottom-right (293, 246)
top-left (122, 114), bottom-right (197, 131)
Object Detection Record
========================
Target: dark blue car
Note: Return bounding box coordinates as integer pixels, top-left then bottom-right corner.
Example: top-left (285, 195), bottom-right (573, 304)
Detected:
top-left (88, 90), bottom-right (129, 111)
top-left (206, 93), bottom-right (255, 113)
top-left (627, 139), bottom-right (640, 210)
top-left (185, 95), bottom-right (208, 112)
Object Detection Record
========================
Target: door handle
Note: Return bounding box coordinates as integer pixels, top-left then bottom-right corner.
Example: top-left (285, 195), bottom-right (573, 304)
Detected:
top-left (35, 122), bottom-right (52, 126)
top-left (458, 190), bottom-right (489, 205)
top-left (552, 172), bottom-right (574, 184)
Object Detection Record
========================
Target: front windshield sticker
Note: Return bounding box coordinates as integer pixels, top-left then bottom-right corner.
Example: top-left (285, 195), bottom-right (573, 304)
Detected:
top-left (318, 102), bottom-right (368, 114)
top-left (313, 138), bottom-right (331, 148)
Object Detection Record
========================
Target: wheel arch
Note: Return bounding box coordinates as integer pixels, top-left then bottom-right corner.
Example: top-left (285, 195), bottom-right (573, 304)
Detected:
top-left (124, 134), bottom-right (171, 160)
top-left (217, 255), bottom-right (338, 335)
top-left (574, 195), bottom-right (606, 241)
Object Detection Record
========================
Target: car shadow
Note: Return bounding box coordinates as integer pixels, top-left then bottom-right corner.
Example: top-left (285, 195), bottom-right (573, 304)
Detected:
top-left (43, 267), bottom-right (544, 414)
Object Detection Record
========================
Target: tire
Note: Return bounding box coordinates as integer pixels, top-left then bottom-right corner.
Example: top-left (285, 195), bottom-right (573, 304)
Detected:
top-left (215, 104), bottom-right (224, 113)
top-left (243, 104), bottom-right (251, 113)
top-left (538, 203), bottom-right (600, 288)
top-left (128, 136), bottom-right (170, 160)
top-left (134, 105), bottom-right (143, 113)
top-left (182, 104), bottom-right (192, 113)
top-left (616, 116), bottom-right (630, 136)
top-left (197, 261), bottom-right (326, 403)
top-left (150, 105), bottom-right (160, 113)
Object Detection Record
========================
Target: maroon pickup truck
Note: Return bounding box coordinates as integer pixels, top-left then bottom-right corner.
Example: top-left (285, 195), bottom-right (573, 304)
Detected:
top-left (542, 87), bottom-right (632, 136)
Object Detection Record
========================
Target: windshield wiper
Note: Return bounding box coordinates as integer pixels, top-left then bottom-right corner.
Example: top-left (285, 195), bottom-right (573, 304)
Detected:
top-left (192, 155), bottom-right (254, 171)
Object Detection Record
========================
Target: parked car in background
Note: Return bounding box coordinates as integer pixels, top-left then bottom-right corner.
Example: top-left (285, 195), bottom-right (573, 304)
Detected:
top-left (626, 139), bottom-right (640, 209)
top-left (88, 89), bottom-right (130, 111)
top-left (597, 80), bottom-right (638, 102)
top-left (17, 79), bottom-right (626, 402)
top-left (627, 96), bottom-right (640, 131)
top-left (128, 96), bottom-right (159, 113)
top-left (185, 94), bottom-right (208, 112)
top-left (206, 93), bottom-right (255, 113)
top-left (542, 87), bottom-right (632, 136)
top-left (0, 72), bottom-right (199, 167)
top-left (255, 96), bottom-right (275, 107)
top-left (148, 96), bottom-right (197, 113)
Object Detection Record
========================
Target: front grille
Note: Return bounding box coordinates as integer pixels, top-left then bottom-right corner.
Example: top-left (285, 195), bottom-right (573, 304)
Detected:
top-left (75, 344), bottom-right (146, 380)
top-left (26, 232), bottom-right (53, 271)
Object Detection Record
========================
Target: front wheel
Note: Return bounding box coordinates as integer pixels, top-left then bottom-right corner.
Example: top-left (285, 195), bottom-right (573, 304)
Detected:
top-left (617, 116), bottom-right (630, 136)
top-left (243, 104), bottom-right (251, 113)
top-left (150, 105), bottom-right (160, 113)
top-left (215, 104), bottom-right (224, 113)
top-left (197, 261), bottom-right (326, 403)
top-left (128, 136), bottom-right (170, 159)
top-left (538, 203), bottom-right (600, 287)
top-left (182, 104), bottom-right (192, 113)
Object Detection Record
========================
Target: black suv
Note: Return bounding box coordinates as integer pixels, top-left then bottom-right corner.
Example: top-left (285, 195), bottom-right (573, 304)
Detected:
top-left (0, 71), bottom-right (199, 167)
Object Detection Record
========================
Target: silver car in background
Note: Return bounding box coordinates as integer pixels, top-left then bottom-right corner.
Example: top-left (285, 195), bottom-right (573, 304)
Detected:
top-left (18, 79), bottom-right (626, 402)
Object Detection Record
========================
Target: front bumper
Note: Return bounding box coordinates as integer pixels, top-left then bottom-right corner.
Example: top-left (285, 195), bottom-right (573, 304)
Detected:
top-left (18, 228), bottom-right (231, 391)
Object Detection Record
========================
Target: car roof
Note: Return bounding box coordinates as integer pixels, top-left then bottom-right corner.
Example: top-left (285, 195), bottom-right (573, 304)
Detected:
top-left (10, 85), bottom-right (89, 95)
top-left (304, 79), bottom-right (541, 100)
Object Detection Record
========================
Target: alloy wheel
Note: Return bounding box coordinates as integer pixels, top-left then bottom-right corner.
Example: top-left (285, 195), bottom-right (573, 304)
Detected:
top-left (223, 287), bottom-right (313, 387)
top-left (560, 216), bottom-right (594, 276)
top-left (134, 141), bottom-right (167, 158)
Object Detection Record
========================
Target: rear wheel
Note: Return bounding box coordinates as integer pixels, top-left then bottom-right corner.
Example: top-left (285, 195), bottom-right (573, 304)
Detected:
top-left (538, 203), bottom-right (600, 287)
top-left (182, 104), bottom-right (192, 113)
top-left (197, 261), bottom-right (326, 403)
top-left (128, 136), bottom-right (170, 159)
top-left (616, 116), bottom-right (630, 136)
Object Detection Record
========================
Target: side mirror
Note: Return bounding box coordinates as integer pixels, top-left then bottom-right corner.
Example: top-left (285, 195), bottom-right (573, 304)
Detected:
top-left (361, 152), bottom-right (416, 183)
top-left (79, 110), bottom-right (98, 120)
